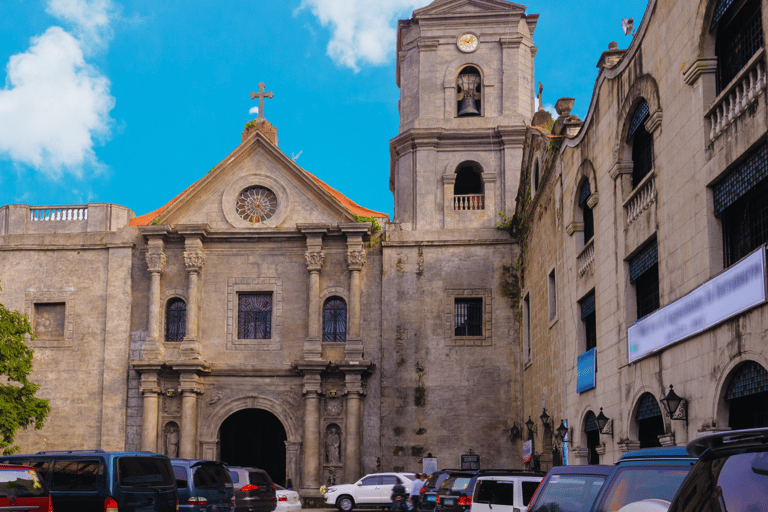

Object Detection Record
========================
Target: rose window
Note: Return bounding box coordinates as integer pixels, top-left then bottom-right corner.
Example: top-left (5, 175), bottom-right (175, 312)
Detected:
top-left (236, 187), bottom-right (278, 223)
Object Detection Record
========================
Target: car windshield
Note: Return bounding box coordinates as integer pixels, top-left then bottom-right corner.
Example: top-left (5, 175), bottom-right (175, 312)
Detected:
top-left (426, 473), bottom-right (450, 490)
top-left (670, 451), bottom-right (768, 512)
top-left (443, 476), bottom-right (472, 492)
top-left (193, 464), bottom-right (233, 490)
top-left (0, 468), bottom-right (47, 498)
top-left (596, 466), bottom-right (691, 512)
top-left (529, 474), bottom-right (606, 512)
top-left (118, 457), bottom-right (175, 488)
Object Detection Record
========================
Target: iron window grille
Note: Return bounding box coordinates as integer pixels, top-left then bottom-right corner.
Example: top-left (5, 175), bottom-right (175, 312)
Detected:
top-left (628, 100), bottom-right (653, 188)
top-left (580, 291), bottom-right (597, 352)
top-left (165, 298), bottom-right (186, 342)
top-left (238, 292), bottom-right (272, 340)
top-left (721, 175), bottom-right (768, 266)
top-left (323, 298), bottom-right (347, 342)
top-left (715, 0), bottom-right (763, 93)
top-left (455, 298), bottom-right (483, 337)
top-left (630, 242), bottom-right (660, 319)
top-left (636, 393), bottom-right (664, 448)
top-left (726, 361), bottom-right (768, 429)
top-left (579, 180), bottom-right (594, 243)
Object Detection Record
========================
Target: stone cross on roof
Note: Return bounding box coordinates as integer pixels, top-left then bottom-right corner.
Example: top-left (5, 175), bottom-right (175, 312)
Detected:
top-left (250, 82), bottom-right (274, 122)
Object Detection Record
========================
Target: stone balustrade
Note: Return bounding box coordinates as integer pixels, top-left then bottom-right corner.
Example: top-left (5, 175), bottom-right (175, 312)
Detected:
top-left (625, 175), bottom-right (656, 226)
top-left (453, 194), bottom-right (485, 210)
top-left (30, 206), bottom-right (88, 221)
top-left (577, 239), bottom-right (595, 277)
top-left (707, 50), bottom-right (767, 142)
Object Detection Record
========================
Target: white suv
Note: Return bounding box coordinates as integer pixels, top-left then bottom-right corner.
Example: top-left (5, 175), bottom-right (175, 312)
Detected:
top-left (470, 475), bottom-right (543, 512)
top-left (324, 472), bottom-right (417, 512)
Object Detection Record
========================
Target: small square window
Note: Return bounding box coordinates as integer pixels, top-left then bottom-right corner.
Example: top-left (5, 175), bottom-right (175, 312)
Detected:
top-left (34, 303), bottom-right (66, 340)
top-left (454, 298), bottom-right (483, 337)
top-left (237, 293), bottom-right (273, 340)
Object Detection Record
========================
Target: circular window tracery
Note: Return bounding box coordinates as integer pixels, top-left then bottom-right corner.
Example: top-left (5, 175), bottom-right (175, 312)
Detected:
top-left (236, 186), bottom-right (278, 223)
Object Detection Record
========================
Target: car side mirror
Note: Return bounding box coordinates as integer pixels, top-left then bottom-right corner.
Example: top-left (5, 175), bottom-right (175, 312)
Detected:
top-left (357, 482), bottom-right (363, 486)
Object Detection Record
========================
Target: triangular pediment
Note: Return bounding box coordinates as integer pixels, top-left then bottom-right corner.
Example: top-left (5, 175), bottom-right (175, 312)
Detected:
top-left (147, 130), bottom-right (381, 231)
top-left (413, 0), bottom-right (526, 17)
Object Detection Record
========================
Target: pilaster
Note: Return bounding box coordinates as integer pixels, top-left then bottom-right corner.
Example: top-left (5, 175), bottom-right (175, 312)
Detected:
top-left (299, 225), bottom-right (330, 360)
top-left (138, 369), bottom-right (162, 452)
top-left (178, 372), bottom-right (204, 458)
top-left (178, 226), bottom-right (209, 360)
top-left (340, 223), bottom-right (370, 362)
top-left (143, 230), bottom-right (170, 360)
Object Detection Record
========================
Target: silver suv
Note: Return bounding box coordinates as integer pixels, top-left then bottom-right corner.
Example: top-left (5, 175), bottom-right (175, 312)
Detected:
top-left (323, 472), bottom-right (417, 512)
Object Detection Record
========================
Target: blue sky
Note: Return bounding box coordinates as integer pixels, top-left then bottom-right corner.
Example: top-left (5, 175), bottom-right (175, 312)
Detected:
top-left (0, 0), bottom-right (648, 219)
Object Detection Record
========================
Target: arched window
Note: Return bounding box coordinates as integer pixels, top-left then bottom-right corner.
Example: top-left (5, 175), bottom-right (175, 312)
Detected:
top-left (636, 393), bottom-right (664, 448)
top-left (712, 0), bottom-right (763, 93)
top-left (456, 66), bottom-right (482, 117)
top-left (454, 162), bottom-right (485, 210)
top-left (584, 411), bottom-right (600, 465)
top-left (726, 361), bottom-right (768, 429)
top-left (165, 298), bottom-right (186, 342)
top-left (578, 179), bottom-right (594, 243)
top-left (627, 100), bottom-right (653, 188)
top-left (323, 297), bottom-right (347, 343)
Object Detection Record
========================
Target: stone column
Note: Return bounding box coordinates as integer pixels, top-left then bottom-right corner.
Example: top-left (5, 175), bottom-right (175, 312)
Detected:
top-left (139, 370), bottom-right (161, 452)
top-left (344, 372), bottom-right (364, 483)
top-left (299, 226), bottom-right (327, 360)
top-left (179, 372), bottom-right (202, 458)
top-left (301, 373), bottom-right (323, 491)
top-left (340, 224), bottom-right (370, 361)
top-left (181, 237), bottom-right (205, 359)
top-left (143, 238), bottom-right (166, 360)
top-left (285, 440), bottom-right (301, 488)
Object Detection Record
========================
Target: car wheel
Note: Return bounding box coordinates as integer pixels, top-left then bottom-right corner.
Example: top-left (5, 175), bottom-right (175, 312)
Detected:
top-left (337, 495), bottom-right (355, 512)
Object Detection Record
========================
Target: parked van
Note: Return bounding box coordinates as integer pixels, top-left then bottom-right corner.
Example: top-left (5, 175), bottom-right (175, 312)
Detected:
top-left (469, 474), bottom-right (543, 512)
top-left (1, 450), bottom-right (177, 512)
top-left (171, 458), bottom-right (234, 512)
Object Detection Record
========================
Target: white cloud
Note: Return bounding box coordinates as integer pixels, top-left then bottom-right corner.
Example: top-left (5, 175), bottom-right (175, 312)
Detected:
top-left (297, 0), bottom-right (428, 71)
top-left (0, 1), bottom-right (117, 177)
top-left (249, 106), bottom-right (259, 115)
top-left (535, 97), bottom-right (558, 118)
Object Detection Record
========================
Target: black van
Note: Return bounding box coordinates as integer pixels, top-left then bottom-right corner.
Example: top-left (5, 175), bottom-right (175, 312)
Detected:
top-left (2, 449), bottom-right (177, 512)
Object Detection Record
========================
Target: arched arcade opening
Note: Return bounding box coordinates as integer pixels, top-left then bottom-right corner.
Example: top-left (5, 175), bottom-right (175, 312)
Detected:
top-left (219, 408), bottom-right (288, 486)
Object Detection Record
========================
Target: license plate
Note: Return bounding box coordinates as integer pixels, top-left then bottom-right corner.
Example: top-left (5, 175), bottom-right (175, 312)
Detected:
top-left (427, 496), bottom-right (436, 502)
top-left (444, 499), bottom-right (454, 506)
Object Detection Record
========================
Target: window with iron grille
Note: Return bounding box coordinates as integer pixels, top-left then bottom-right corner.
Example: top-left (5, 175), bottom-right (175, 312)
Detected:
top-left (455, 298), bottom-right (483, 337)
top-left (580, 291), bottom-right (596, 352)
top-left (238, 293), bottom-right (272, 339)
top-left (714, 0), bottom-right (763, 93)
top-left (630, 241), bottom-right (660, 319)
top-left (323, 297), bottom-right (347, 342)
top-left (715, 142), bottom-right (768, 266)
top-left (165, 298), bottom-right (186, 342)
top-left (628, 101), bottom-right (653, 188)
top-left (726, 361), bottom-right (768, 429)
top-left (579, 180), bottom-right (594, 243)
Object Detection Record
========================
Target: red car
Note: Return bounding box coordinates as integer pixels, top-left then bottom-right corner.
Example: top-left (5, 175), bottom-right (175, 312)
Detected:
top-left (0, 463), bottom-right (52, 512)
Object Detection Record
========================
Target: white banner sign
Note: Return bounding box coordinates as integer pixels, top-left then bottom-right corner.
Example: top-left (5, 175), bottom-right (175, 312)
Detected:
top-left (628, 246), bottom-right (766, 363)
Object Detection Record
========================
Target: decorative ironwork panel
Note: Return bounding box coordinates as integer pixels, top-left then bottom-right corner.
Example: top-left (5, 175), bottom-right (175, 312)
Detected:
top-left (454, 298), bottom-right (483, 337)
top-left (630, 242), bottom-right (659, 283)
top-left (238, 293), bottom-right (272, 340)
top-left (635, 265), bottom-right (660, 319)
top-left (580, 291), bottom-right (596, 319)
top-left (578, 180), bottom-right (591, 206)
top-left (714, 142), bottom-right (768, 216)
top-left (585, 411), bottom-right (599, 432)
top-left (323, 298), bottom-right (347, 343)
top-left (715, 0), bottom-right (763, 91)
top-left (711, 0), bottom-right (737, 29)
top-left (726, 361), bottom-right (768, 400)
top-left (626, 100), bottom-right (650, 141)
top-left (636, 393), bottom-right (663, 420)
top-left (165, 298), bottom-right (186, 342)
top-left (236, 187), bottom-right (278, 223)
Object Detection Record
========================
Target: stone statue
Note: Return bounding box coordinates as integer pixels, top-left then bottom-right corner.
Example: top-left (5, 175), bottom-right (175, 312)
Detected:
top-left (326, 428), bottom-right (340, 465)
top-left (165, 423), bottom-right (179, 458)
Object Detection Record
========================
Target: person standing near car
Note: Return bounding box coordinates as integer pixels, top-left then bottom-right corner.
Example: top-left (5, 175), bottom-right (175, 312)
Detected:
top-left (410, 474), bottom-right (427, 510)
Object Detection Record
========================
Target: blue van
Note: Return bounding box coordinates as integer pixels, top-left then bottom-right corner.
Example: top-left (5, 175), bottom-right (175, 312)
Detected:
top-left (1, 449), bottom-right (177, 512)
top-left (171, 458), bottom-right (234, 512)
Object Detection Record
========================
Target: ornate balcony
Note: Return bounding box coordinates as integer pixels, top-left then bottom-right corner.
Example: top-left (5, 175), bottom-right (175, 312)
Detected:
top-left (30, 206), bottom-right (88, 221)
top-left (577, 239), bottom-right (595, 277)
top-left (453, 194), bottom-right (485, 210)
top-left (624, 174), bottom-right (656, 226)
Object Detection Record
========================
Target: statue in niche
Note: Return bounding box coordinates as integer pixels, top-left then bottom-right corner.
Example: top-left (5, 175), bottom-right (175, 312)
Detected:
top-left (164, 422), bottom-right (180, 458)
top-left (325, 427), bottom-right (341, 465)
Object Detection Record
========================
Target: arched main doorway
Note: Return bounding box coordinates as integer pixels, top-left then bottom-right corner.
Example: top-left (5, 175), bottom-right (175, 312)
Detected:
top-left (219, 409), bottom-right (287, 486)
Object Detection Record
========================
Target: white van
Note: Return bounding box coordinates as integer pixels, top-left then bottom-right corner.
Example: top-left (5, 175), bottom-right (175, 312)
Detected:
top-left (470, 475), bottom-right (543, 512)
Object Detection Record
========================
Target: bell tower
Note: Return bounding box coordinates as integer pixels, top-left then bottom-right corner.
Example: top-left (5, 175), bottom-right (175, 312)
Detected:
top-left (389, 0), bottom-right (538, 230)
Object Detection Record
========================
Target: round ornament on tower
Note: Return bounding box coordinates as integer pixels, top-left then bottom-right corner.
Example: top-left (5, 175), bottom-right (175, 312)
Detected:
top-left (457, 33), bottom-right (479, 53)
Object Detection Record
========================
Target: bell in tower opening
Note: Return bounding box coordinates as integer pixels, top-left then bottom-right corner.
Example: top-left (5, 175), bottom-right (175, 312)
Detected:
top-left (457, 66), bottom-right (482, 117)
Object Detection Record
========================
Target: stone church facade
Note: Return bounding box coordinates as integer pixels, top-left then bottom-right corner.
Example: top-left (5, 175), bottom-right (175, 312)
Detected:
top-left (0, 0), bottom-right (536, 495)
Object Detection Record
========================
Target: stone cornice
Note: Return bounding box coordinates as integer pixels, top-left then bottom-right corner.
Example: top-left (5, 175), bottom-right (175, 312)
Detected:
top-left (417, 38), bottom-right (440, 51)
top-left (683, 58), bottom-right (718, 86)
top-left (644, 110), bottom-right (663, 134)
top-left (176, 224), bottom-right (210, 238)
top-left (609, 160), bottom-right (634, 181)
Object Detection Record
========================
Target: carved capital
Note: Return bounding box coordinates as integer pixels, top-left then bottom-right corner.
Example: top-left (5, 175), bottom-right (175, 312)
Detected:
top-left (305, 250), bottom-right (325, 272)
top-left (587, 193), bottom-right (599, 209)
top-left (145, 252), bottom-right (167, 274)
top-left (345, 250), bottom-right (366, 271)
top-left (184, 251), bottom-right (205, 273)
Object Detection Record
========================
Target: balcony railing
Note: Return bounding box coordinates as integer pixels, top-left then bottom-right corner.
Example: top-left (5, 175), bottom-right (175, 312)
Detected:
top-left (707, 49), bottom-right (767, 142)
top-left (577, 239), bottom-right (595, 277)
top-left (453, 194), bottom-right (485, 211)
top-left (30, 206), bottom-right (88, 221)
top-left (624, 174), bottom-right (656, 226)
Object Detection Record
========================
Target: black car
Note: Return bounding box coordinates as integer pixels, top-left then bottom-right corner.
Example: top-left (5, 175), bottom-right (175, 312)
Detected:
top-left (228, 466), bottom-right (278, 512)
top-left (666, 427), bottom-right (768, 512)
top-left (420, 470), bottom-right (456, 512)
top-left (526, 464), bottom-right (613, 512)
top-left (435, 469), bottom-right (544, 512)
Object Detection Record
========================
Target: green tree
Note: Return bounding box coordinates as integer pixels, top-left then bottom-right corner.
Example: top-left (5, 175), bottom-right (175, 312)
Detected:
top-left (0, 285), bottom-right (50, 454)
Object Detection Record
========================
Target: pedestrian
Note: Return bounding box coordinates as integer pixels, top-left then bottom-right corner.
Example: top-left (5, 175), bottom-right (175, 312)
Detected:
top-left (410, 473), bottom-right (427, 510)
top-left (391, 479), bottom-right (408, 511)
